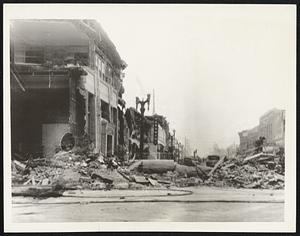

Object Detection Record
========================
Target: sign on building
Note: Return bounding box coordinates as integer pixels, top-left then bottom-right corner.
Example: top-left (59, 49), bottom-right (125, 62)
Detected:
top-left (153, 118), bottom-right (158, 145)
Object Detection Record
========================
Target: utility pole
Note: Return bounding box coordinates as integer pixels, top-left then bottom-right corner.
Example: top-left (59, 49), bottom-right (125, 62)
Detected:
top-left (184, 137), bottom-right (187, 158)
top-left (173, 129), bottom-right (176, 161)
top-left (136, 94), bottom-right (151, 159)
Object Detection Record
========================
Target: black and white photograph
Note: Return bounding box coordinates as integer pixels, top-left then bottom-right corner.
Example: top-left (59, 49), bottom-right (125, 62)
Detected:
top-left (3, 3), bottom-right (296, 232)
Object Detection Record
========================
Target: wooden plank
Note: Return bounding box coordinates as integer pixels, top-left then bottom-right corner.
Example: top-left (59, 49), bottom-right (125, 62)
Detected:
top-left (243, 152), bottom-right (276, 164)
top-left (12, 185), bottom-right (63, 197)
top-left (243, 152), bottom-right (264, 163)
top-left (208, 156), bottom-right (226, 176)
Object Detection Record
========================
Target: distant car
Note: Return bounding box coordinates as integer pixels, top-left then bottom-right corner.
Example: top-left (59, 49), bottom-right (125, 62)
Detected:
top-left (206, 155), bottom-right (220, 167)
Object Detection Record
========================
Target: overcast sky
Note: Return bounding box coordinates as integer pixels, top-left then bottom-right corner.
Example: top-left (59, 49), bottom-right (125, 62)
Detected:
top-left (4, 4), bottom-right (295, 155)
top-left (92, 5), bottom-right (295, 155)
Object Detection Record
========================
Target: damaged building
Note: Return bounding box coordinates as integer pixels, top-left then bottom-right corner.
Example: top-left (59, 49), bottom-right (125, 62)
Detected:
top-left (124, 108), bottom-right (174, 160)
top-left (10, 19), bottom-right (127, 159)
top-left (238, 108), bottom-right (285, 153)
top-left (145, 114), bottom-right (169, 159)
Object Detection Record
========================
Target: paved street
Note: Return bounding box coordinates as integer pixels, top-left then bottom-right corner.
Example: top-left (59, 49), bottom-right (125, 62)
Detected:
top-left (12, 187), bottom-right (284, 222)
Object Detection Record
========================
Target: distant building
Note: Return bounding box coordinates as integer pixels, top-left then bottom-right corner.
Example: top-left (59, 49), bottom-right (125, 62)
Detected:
top-left (238, 126), bottom-right (259, 152)
top-left (238, 108), bottom-right (285, 152)
top-left (259, 108), bottom-right (285, 147)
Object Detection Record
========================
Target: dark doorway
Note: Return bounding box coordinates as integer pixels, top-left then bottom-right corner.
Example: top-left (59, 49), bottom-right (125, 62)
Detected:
top-left (88, 92), bottom-right (95, 141)
top-left (107, 135), bottom-right (113, 157)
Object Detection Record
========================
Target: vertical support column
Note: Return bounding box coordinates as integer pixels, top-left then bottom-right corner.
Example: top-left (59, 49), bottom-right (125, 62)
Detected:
top-left (85, 90), bottom-right (89, 135)
top-left (116, 106), bottom-right (119, 148)
top-left (68, 76), bottom-right (76, 136)
top-left (94, 68), bottom-right (99, 153)
top-left (112, 133), bottom-right (114, 156)
top-left (98, 96), bottom-right (102, 154)
top-left (104, 123), bottom-right (107, 156)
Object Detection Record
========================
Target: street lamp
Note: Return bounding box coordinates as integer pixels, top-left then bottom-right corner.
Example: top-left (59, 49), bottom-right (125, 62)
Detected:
top-left (136, 94), bottom-right (151, 158)
top-left (172, 129), bottom-right (176, 161)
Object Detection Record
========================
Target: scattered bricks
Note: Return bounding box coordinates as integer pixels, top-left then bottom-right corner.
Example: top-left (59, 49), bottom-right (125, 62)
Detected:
top-left (114, 182), bottom-right (129, 189)
top-left (13, 153), bottom-right (27, 162)
top-left (64, 182), bottom-right (81, 190)
top-left (41, 178), bottom-right (50, 185)
top-left (23, 178), bottom-right (32, 185)
top-left (79, 177), bottom-right (91, 183)
top-left (147, 178), bottom-right (158, 186)
top-left (128, 182), bottom-right (145, 190)
top-left (232, 177), bottom-right (244, 184)
top-left (127, 160), bottom-right (143, 171)
top-left (186, 177), bottom-right (200, 186)
top-left (275, 173), bottom-right (284, 182)
top-left (150, 174), bottom-right (158, 180)
top-left (214, 180), bottom-right (225, 188)
top-left (222, 163), bottom-right (235, 170)
top-left (132, 175), bottom-right (149, 185)
top-left (79, 170), bottom-right (88, 176)
top-left (244, 181), bottom-right (262, 189)
top-left (91, 170), bottom-right (114, 184)
top-left (14, 143), bottom-right (285, 193)
top-left (252, 173), bottom-right (260, 180)
top-left (88, 161), bottom-right (101, 169)
top-left (81, 182), bottom-right (91, 189)
top-left (90, 181), bottom-right (105, 190)
top-left (80, 162), bottom-right (88, 167)
top-left (208, 156), bottom-right (226, 177)
top-left (117, 170), bottom-right (133, 182)
top-left (157, 179), bottom-right (171, 185)
top-left (32, 176), bottom-right (36, 185)
top-left (13, 160), bottom-right (27, 172)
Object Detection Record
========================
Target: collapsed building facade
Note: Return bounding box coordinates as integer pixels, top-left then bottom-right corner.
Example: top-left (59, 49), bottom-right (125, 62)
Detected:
top-left (238, 108), bottom-right (285, 153)
top-left (10, 19), bottom-right (127, 159)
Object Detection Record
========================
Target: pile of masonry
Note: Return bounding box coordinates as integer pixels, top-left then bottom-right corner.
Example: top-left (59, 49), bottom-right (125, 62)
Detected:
top-left (11, 150), bottom-right (211, 197)
top-left (206, 152), bottom-right (285, 189)
top-left (11, 148), bottom-right (285, 197)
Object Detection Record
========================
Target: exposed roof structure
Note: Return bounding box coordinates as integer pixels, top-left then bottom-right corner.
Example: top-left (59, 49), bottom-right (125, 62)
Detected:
top-left (11, 20), bottom-right (89, 47)
top-left (11, 19), bottom-right (126, 69)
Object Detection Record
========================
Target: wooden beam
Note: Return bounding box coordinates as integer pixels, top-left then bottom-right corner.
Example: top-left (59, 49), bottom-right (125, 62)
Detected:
top-left (208, 156), bottom-right (226, 177)
top-left (11, 70), bottom-right (26, 92)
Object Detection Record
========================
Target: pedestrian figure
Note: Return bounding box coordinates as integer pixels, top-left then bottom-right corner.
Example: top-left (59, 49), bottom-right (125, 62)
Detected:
top-left (254, 136), bottom-right (266, 153)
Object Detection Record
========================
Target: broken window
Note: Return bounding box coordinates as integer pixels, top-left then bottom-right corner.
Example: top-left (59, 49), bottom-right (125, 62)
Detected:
top-left (112, 107), bottom-right (117, 125)
top-left (101, 100), bottom-right (110, 122)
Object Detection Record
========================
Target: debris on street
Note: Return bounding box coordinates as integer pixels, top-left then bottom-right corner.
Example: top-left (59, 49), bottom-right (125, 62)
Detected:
top-left (11, 141), bottom-right (285, 198)
top-left (205, 151), bottom-right (285, 189)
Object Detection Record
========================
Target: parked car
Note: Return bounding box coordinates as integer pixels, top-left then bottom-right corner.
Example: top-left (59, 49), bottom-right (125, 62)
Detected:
top-left (206, 155), bottom-right (220, 167)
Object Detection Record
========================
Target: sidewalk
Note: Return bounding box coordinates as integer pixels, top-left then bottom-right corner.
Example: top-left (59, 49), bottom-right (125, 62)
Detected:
top-left (12, 186), bottom-right (284, 205)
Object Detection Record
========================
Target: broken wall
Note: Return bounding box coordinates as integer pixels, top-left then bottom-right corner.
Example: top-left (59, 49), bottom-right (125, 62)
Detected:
top-left (11, 88), bottom-right (70, 155)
